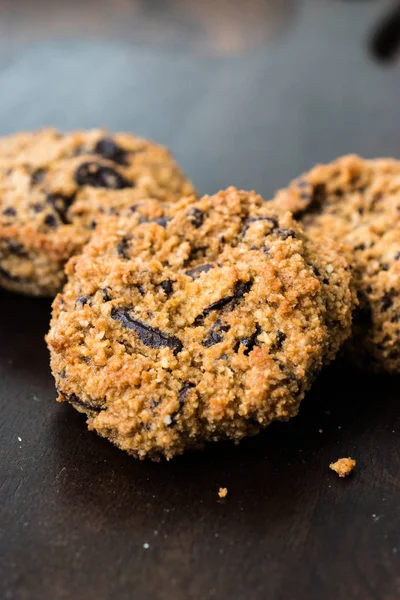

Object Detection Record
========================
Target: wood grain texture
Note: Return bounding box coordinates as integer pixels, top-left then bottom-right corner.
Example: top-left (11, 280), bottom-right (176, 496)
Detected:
top-left (1, 1), bottom-right (400, 599)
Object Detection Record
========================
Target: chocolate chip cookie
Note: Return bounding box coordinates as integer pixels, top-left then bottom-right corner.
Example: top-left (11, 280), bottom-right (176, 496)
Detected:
top-left (273, 154), bottom-right (400, 373)
top-left (0, 128), bottom-right (195, 297)
top-left (47, 187), bottom-right (354, 460)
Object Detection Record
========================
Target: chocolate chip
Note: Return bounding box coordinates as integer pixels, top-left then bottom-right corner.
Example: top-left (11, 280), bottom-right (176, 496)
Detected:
top-left (160, 280), bottom-right (174, 295)
top-left (169, 382), bottom-right (196, 426)
top-left (102, 287), bottom-right (112, 302)
top-left (235, 324), bottom-right (262, 355)
top-left (111, 308), bottom-right (183, 354)
top-left (381, 264), bottom-right (389, 272)
top-left (46, 193), bottom-right (75, 224)
top-left (311, 265), bottom-right (320, 277)
top-left (75, 295), bottom-right (91, 308)
top-left (117, 238), bottom-right (131, 259)
top-left (138, 216), bottom-right (170, 228)
top-left (187, 246), bottom-right (208, 263)
top-left (31, 203), bottom-right (44, 213)
top-left (60, 391), bottom-right (104, 413)
top-left (295, 183), bottom-right (326, 218)
top-left (354, 243), bottom-right (366, 251)
top-left (194, 280), bottom-right (252, 325)
top-left (185, 264), bottom-right (214, 279)
top-left (202, 320), bottom-right (230, 347)
top-left (94, 137), bottom-right (128, 165)
top-left (241, 216), bottom-right (278, 237)
top-left (44, 214), bottom-right (58, 228)
top-left (187, 207), bottom-right (204, 228)
top-left (277, 229), bottom-right (296, 240)
top-left (381, 292), bottom-right (394, 312)
top-left (75, 162), bottom-right (131, 189)
top-left (7, 241), bottom-right (28, 257)
top-left (2, 207), bottom-right (16, 217)
top-left (31, 168), bottom-right (46, 185)
top-left (274, 330), bottom-right (286, 350)
top-left (0, 265), bottom-right (21, 282)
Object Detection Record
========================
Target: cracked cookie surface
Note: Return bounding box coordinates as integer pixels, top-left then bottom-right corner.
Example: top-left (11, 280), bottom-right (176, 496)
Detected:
top-left (273, 155), bottom-right (400, 373)
top-left (47, 187), bottom-right (353, 460)
top-left (0, 128), bottom-right (195, 296)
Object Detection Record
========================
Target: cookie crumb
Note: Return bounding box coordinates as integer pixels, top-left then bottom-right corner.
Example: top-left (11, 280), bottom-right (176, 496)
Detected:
top-left (329, 457), bottom-right (356, 478)
top-left (218, 487), bottom-right (228, 498)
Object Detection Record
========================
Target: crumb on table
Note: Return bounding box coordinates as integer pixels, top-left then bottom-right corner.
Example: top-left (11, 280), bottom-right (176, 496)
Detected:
top-left (218, 487), bottom-right (228, 498)
top-left (329, 457), bottom-right (356, 478)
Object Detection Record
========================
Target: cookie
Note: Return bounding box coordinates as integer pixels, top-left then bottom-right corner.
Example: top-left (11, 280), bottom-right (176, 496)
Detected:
top-left (273, 154), bottom-right (400, 373)
top-left (0, 128), bottom-right (195, 297)
top-left (46, 187), bottom-right (354, 460)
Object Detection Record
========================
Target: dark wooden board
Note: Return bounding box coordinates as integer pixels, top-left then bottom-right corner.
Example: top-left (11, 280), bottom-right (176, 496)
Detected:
top-left (1, 2), bottom-right (400, 599)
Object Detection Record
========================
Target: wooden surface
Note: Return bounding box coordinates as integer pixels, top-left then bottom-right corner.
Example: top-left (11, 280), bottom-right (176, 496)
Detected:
top-left (1, 1), bottom-right (400, 599)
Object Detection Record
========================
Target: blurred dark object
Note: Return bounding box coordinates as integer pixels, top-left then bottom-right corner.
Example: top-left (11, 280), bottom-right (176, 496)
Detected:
top-left (370, 4), bottom-right (400, 62)
top-left (0, 0), bottom-right (295, 56)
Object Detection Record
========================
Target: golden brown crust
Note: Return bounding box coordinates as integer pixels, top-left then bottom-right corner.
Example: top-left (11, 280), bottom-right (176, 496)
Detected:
top-left (47, 187), bottom-right (353, 460)
top-left (273, 155), bottom-right (400, 373)
top-left (0, 128), bottom-right (195, 296)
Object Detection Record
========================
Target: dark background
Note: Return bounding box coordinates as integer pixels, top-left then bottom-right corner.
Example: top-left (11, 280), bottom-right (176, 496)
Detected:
top-left (1, 1), bottom-right (400, 599)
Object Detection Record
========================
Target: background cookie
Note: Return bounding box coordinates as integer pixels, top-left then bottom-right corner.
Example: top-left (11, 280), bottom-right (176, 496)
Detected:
top-left (273, 155), bottom-right (400, 373)
top-left (0, 128), bottom-right (195, 297)
top-left (47, 187), bottom-right (354, 460)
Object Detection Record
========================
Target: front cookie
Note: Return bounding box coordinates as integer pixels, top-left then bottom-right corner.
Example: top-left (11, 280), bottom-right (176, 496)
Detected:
top-left (0, 128), bottom-right (195, 296)
top-left (273, 155), bottom-right (400, 373)
top-left (47, 188), bottom-right (354, 460)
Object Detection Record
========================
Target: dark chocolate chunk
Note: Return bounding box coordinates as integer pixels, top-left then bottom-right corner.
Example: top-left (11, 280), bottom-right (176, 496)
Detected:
top-left (354, 243), bottom-right (366, 251)
top-left (187, 245), bottom-right (208, 262)
top-left (44, 214), bottom-right (58, 229)
top-left (295, 183), bottom-right (326, 218)
top-left (275, 329), bottom-right (286, 350)
top-left (46, 193), bottom-right (75, 224)
top-left (311, 265), bottom-right (320, 277)
top-left (194, 280), bottom-right (252, 325)
top-left (160, 280), bottom-right (174, 295)
top-left (241, 216), bottom-right (278, 237)
top-left (0, 265), bottom-right (21, 282)
top-left (75, 162), bottom-right (131, 189)
top-left (2, 207), bottom-right (16, 217)
top-left (31, 203), bottom-right (44, 213)
top-left (102, 287), bottom-right (112, 302)
top-left (138, 216), bottom-right (170, 228)
top-left (111, 308), bottom-right (183, 355)
top-left (187, 207), bottom-right (204, 228)
top-left (277, 228), bottom-right (296, 240)
top-left (31, 168), bottom-right (46, 185)
top-left (117, 237), bottom-right (131, 259)
top-left (202, 320), bottom-right (230, 347)
top-left (185, 264), bottom-right (214, 279)
top-left (75, 295), bottom-right (91, 308)
top-left (235, 324), bottom-right (262, 356)
top-left (169, 383), bottom-right (196, 425)
top-left (381, 292), bottom-right (394, 312)
top-left (381, 264), bottom-right (389, 272)
top-left (94, 137), bottom-right (128, 165)
top-left (7, 241), bottom-right (28, 257)
top-left (60, 391), bottom-right (104, 413)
